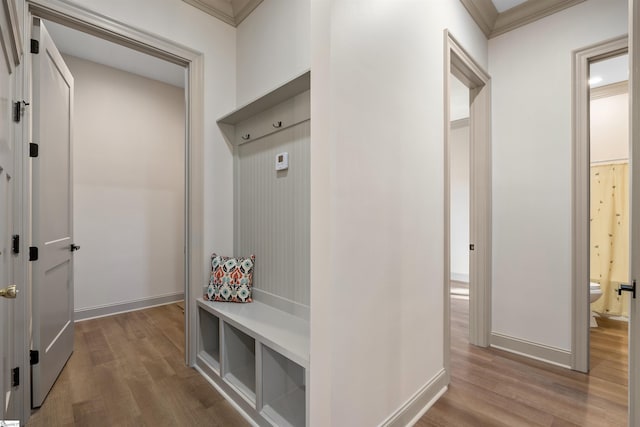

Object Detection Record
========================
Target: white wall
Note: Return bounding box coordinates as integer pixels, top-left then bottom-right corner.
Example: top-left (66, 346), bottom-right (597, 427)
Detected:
top-left (450, 121), bottom-right (470, 282)
top-left (489, 0), bottom-right (627, 350)
top-left (591, 91), bottom-right (629, 163)
top-left (236, 0), bottom-right (310, 105)
top-left (64, 55), bottom-right (184, 312)
top-left (310, 1), bottom-right (487, 425)
top-left (62, 0), bottom-right (236, 289)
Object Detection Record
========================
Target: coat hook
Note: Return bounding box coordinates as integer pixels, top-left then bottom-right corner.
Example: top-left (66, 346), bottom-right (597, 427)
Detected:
top-left (241, 134), bottom-right (250, 140)
top-left (272, 121), bottom-right (282, 129)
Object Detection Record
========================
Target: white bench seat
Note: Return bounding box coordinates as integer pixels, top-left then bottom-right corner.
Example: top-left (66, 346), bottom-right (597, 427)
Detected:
top-left (196, 297), bottom-right (309, 368)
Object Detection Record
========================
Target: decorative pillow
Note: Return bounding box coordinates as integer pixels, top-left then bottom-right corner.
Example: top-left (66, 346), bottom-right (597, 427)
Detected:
top-left (205, 253), bottom-right (255, 303)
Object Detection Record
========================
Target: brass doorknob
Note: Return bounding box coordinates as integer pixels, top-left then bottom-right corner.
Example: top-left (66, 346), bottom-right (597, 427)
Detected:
top-left (0, 285), bottom-right (18, 299)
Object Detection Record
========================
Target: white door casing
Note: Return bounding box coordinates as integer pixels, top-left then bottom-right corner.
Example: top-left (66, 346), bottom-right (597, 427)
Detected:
top-left (30, 18), bottom-right (74, 408)
top-left (0, 0), bottom-right (22, 421)
top-left (629, 1), bottom-right (639, 424)
top-left (444, 30), bottom-right (492, 360)
top-left (0, 31), bottom-right (16, 424)
top-left (571, 36), bottom-right (627, 374)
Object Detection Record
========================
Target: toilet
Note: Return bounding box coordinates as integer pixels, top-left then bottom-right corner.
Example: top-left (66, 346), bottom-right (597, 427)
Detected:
top-left (590, 282), bottom-right (603, 327)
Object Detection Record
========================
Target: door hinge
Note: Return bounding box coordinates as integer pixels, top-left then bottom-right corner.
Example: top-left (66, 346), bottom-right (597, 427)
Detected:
top-left (13, 101), bottom-right (21, 122)
top-left (29, 246), bottom-right (38, 261)
top-left (30, 39), bottom-right (39, 54)
top-left (12, 235), bottom-right (19, 254)
top-left (30, 350), bottom-right (39, 366)
top-left (11, 367), bottom-right (19, 387)
top-left (469, 244), bottom-right (475, 251)
top-left (13, 101), bottom-right (30, 123)
top-left (29, 143), bottom-right (39, 158)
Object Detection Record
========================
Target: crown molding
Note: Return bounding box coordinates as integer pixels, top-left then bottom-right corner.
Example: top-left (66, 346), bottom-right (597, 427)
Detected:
top-left (459, 0), bottom-right (498, 38)
top-left (461, 0), bottom-right (586, 39)
top-left (591, 81), bottom-right (628, 100)
top-left (182, 0), bottom-right (263, 27)
top-left (491, 0), bottom-right (585, 37)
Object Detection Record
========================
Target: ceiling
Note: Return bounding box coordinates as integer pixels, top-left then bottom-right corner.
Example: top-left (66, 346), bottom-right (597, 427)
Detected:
top-left (491, 0), bottom-right (528, 13)
top-left (44, 20), bottom-right (185, 88)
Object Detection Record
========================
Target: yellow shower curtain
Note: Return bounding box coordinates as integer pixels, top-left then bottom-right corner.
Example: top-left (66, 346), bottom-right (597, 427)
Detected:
top-left (590, 162), bottom-right (630, 317)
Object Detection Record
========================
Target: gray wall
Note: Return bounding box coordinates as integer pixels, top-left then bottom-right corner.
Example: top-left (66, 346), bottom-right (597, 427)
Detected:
top-left (235, 120), bottom-right (310, 309)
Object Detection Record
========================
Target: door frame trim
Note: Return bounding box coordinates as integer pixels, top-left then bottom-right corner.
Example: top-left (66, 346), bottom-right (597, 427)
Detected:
top-left (629, 0), bottom-right (639, 423)
top-left (571, 35), bottom-right (627, 373)
top-left (443, 30), bottom-right (492, 379)
top-left (20, 0), bottom-right (204, 416)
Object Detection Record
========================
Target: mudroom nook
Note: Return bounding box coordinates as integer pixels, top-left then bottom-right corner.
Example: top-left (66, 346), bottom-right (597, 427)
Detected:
top-left (196, 70), bottom-right (310, 427)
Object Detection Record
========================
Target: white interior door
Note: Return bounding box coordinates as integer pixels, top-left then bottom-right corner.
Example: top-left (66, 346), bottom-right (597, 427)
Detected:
top-left (31, 18), bottom-right (75, 408)
top-left (0, 41), bottom-right (17, 425)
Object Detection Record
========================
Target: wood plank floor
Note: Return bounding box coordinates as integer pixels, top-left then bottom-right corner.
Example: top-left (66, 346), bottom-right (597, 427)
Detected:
top-left (417, 296), bottom-right (628, 427)
top-left (27, 299), bottom-right (629, 426)
top-left (27, 304), bottom-right (249, 427)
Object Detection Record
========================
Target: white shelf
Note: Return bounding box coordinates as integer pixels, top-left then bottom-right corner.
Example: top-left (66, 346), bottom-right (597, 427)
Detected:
top-left (197, 307), bottom-right (220, 372)
top-left (216, 71), bottom-right (310, 146)
top-left (224, 369), bottom-right (256, 404)
top-left (223, 322), bottom-right (256, 403)
top-left (261, 345), bottom-right (306, 427)
top-left (262, 387), bottom-right (306, 427)
top-left (217, 70), bottom-right (310, 126)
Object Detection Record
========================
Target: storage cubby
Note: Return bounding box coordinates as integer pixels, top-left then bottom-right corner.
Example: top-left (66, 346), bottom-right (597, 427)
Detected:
top-left (261, 345), bottom-right (306, 427)
top-left (223, 322), bottom-right (256, 403)
top-left (197, 307), bottom-right (220, 372)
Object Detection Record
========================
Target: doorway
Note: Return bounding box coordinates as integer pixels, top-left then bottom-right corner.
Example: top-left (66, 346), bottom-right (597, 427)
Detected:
top-left (43, 20), bottom-right (187, 323)
top-left (14, 2), bottom-right (206, 423)
top-left (448, 73), bottom-right (471, 346)
top-left (443, 30), bottom-right (492, 379)
top-left (572, 36), bottom-right (628, 373)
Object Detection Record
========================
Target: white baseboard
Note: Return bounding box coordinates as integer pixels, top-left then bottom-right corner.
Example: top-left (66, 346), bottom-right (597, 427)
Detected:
top-left (450, 272), bottom-right (469, 283)
top-left (491, 332), bottom-right (571, 368)
top-left (379, 369), bottom-right (448, 427)
top-left (74, 292), bottom-right (184, 321)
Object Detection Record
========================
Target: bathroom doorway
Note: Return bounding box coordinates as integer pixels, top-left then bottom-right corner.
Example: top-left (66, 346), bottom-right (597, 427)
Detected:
top-left (572, 37), bottom-right (630, 424)
top-left (587, 51), bottom-right (630, 389)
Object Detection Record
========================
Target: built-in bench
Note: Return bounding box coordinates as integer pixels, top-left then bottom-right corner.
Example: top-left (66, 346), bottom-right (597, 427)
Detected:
top-left (196, 297), bottom-right (309, 427)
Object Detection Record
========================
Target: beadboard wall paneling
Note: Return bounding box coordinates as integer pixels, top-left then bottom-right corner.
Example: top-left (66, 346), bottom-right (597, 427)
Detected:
top-left (235, 120), bottom-right (310, 308)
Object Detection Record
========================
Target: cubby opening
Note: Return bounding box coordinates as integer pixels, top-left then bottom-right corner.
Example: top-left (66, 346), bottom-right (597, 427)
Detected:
top-left (261, 345), bottom-right (306, 427)
top-left (223, 323), bottom-right (256, 403)
top-left (197, 307), bottom-right (220, 371)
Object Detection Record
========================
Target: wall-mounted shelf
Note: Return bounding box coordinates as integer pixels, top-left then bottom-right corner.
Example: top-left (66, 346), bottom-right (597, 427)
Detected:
top-left (217, 70), bottom-right (310, 146)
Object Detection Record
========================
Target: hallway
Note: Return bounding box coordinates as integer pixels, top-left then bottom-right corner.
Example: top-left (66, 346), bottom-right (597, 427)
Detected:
top-left (418, 296), bottom-right (628, 426)
top-left (26, 304), bottom-right (248, 427)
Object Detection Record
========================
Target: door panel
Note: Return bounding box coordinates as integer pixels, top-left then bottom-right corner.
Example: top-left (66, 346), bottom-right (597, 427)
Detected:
top-left (31, 19), bottom-right (74, 408)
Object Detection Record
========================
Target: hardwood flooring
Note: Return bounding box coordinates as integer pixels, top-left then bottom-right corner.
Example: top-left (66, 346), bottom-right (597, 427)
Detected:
top-left (27, 299), bottom-right (629, 426)
top-left (27, 304), bottom-right (249, 427)
top-left (417, 296), bottom-right (628, 427)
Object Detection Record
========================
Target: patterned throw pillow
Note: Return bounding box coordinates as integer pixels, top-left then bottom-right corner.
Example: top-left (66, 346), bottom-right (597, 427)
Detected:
top-left (205, 253), bottom-right (255, 303)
